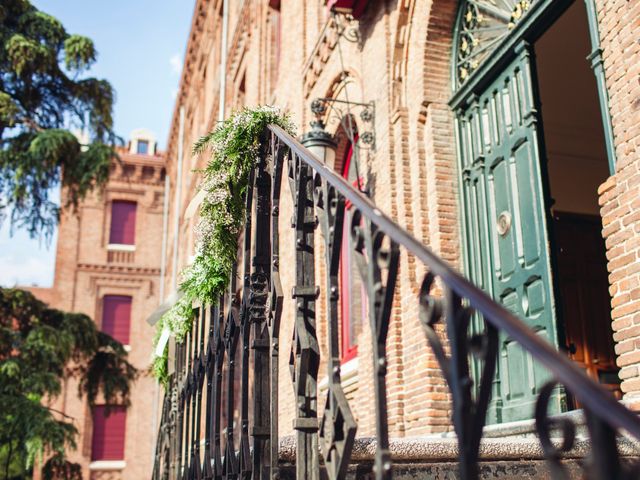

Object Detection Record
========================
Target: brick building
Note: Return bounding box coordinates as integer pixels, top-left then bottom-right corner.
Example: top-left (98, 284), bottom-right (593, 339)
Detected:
top-left (156, 0), bottom-right (640, 474)
top-left (32, 130), bottom-right (166, 479)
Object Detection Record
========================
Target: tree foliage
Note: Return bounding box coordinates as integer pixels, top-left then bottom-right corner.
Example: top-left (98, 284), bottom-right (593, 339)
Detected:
top-left (0, 0), bottom-right (118, 240)
top-left (0, 288), bottom-right (137, 479)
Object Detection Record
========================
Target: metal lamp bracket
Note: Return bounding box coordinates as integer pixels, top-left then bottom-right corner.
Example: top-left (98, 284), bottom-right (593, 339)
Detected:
top-left (310, 97), bottom-right (376, 151)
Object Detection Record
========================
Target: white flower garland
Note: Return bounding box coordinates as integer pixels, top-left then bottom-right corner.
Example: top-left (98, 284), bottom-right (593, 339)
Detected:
top-left (152, 106), bottom-right (295, 385)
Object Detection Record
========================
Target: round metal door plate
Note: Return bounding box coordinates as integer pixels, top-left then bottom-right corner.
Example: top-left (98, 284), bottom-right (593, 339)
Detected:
top-left (497, 211), bottom-right (512, 236)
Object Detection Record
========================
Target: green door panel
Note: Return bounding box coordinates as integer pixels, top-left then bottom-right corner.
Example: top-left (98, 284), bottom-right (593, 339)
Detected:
top-left (458, 43), bottom-right (564, 423)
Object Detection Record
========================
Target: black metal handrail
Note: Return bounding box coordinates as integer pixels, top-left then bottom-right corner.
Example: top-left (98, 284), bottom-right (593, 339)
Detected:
top-left (152, 124), bottom-right (640, 480)
top-left (269, 124), bottom-right (640, 438)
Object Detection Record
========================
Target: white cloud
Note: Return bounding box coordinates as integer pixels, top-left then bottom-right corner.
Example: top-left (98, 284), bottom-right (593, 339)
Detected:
top-left (0, 254), bottom-right (54, 288)
top-left (170, 53), bottom-right (182, 75)
top-left (0, 217), bottom-right (56, 288)
top-left (171, 87), bottom-right (179, 100)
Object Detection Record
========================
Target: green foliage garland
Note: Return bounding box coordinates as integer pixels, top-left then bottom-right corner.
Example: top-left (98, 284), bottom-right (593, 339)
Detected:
top-left (152, 106), bottom-right (295, 385)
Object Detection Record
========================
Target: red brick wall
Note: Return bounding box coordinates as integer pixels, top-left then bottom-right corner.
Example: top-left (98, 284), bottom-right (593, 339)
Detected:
top-left (597, 0), bottom-right (640, 404)
top-left (162, 0), bottom-right (639, 441)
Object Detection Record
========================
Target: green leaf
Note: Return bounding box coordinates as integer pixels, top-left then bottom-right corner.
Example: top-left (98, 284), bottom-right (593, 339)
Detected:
top-left (6, 33), bottom-right (52, 75)
top-left (64, 35), bottom-right (96, 71)
top-left (0, 288), bottom-right (137, 476)
top-left (0, 1), bottom-right (118, 238)
top-left (0, 92), bottom-right (21, 127)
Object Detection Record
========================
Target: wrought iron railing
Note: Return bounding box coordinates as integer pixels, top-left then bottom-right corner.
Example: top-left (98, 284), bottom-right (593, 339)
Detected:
top-left (152, 124), bottom-right (640, 480)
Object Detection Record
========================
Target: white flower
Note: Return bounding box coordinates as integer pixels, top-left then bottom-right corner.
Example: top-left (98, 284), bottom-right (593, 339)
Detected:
top-left (206, 188), bottom-right (227, 205)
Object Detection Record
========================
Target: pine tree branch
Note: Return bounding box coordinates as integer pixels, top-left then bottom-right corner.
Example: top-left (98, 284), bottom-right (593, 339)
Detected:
top-left (4, 418), bottom-right (16, 480)
top-left (20, 116), bottom-right (44, 132)
top-left (44, 406), bottom-right (76, 422)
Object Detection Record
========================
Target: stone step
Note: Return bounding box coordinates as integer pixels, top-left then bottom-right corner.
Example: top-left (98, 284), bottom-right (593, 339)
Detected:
top-left (277, 412), bottom-right (640, 480)
top-left (278, 459), bottom-right (584, 479)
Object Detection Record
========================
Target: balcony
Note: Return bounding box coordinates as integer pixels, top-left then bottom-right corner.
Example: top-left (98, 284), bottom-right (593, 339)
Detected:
top-left (107, 244), bottom-right (136, 264)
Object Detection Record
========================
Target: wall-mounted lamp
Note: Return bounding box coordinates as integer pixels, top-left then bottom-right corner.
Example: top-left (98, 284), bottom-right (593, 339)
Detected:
top-left (300, 117), bottom-right (338, 166)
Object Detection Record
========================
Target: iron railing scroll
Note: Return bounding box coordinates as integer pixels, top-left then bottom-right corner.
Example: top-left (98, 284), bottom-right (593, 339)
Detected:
top-left (152, 124), bottom-right (640, 480)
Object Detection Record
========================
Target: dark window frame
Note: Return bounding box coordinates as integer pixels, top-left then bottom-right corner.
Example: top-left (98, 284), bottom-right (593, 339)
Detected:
top-left (136, 139), bottom-right (149, 155)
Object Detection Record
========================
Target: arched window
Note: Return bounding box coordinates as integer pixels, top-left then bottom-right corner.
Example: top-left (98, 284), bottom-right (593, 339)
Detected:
top-left (454, 0), bottom-right (539, 88)
top-left (268, 1), bottom-right (281, 95)
top-left (339, 134), bottom-right (364, 363)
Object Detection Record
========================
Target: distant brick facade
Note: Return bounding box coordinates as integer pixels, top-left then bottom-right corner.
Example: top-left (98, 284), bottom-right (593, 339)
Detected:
top-left (31, 138), bottom-right (166, 480)
top-left (161, 0), bottom-right (640, 444)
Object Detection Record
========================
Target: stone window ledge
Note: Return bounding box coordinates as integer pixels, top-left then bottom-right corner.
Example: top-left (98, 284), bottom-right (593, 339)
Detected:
top-left (107, 243), bottom-right (136, 252)
top-left (89, 460), bottom-right (126, 470)
top-left (318, 357), bottom-right (359, 393)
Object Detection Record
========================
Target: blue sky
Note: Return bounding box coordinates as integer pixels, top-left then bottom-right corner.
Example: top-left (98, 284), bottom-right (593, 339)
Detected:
top-left (0, 0), bottom-right (194, 287)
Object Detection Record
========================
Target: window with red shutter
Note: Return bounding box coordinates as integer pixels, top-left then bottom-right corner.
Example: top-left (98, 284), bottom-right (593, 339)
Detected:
top-left (339, 139), bottom-right (366, 363)
top-left (101, 295), bottom-right (132, 345)
top-left (91, 406), bottom-right (127, 461)
top-left (109, 201), bottom-right (137, 245)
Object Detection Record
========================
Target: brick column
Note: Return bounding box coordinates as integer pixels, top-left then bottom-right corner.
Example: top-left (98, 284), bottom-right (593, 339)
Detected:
top-left (600, 174), bottom-right (640, 405)
top-left (595, 0), bottom-right (640, 405)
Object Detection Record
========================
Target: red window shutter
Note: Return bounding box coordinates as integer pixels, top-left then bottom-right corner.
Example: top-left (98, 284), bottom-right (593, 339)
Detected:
top-left (326, 0), bottom-right (369, 18)
top-left (102, 295), bottom-right (132, 345)
top-left (339, 140), bottom-right (361, 363)
top-left (109, 201), bottom-right (137, 245)
top-left (91, 406), bottom-right (127, 461)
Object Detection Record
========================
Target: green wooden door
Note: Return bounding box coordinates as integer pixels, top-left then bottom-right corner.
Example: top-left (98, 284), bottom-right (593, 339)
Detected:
top-left (457, 43), bottom-right (563, 423)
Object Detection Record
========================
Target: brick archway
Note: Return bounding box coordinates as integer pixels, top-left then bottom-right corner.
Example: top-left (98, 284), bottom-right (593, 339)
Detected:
top-left (386, 0), bottom-right (462, 436)
top-left (411, 0), bottom-right (460, 262)
top-left (421, 0), bottom-right (458, 105)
